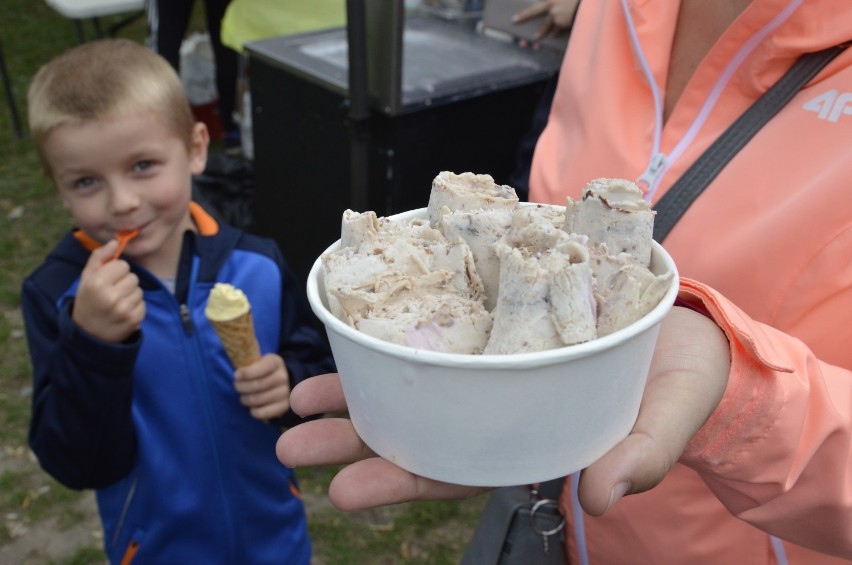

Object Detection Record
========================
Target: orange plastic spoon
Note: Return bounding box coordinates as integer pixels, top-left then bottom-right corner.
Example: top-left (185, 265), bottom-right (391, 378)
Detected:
top-left (112, 228), bottom-right (141, 261)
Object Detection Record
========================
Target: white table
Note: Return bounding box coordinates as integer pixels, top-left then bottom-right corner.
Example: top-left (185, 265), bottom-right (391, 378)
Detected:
top-left (45, 0), bottom-right (145, 42)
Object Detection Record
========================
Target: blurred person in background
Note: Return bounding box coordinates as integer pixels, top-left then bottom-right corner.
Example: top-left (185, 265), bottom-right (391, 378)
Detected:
top-left (146, 0), bottom-right (241, 152)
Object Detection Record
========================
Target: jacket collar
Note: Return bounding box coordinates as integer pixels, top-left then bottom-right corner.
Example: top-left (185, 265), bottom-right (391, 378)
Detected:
top-left (72, 201), bottom-right (218, 251)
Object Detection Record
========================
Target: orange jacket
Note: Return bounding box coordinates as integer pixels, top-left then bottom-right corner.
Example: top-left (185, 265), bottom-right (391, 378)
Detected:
top-left (530, 0), bottom-right (852, 562)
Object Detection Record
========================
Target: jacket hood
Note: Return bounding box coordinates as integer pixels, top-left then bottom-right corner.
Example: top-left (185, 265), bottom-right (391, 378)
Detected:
top-left (770, 0), bottom-right (852, 55)
top-left (627, 0), bottom-right (852, 96)
top-left (55, 202), bottom-right (233, 294)
top-left (749, 0), bottom-right (852, 89)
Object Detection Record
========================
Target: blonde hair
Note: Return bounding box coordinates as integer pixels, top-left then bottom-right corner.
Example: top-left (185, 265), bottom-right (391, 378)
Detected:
top-left (28, 39), bottom-right (196, 168)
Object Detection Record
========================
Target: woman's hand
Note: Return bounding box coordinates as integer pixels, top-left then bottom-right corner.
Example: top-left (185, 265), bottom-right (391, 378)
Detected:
top-left (276, 373), bottom-right (487, 510)
top-left (277, 306), bottom-right (730, 513)
top-left (577, 306), bottom-right (730, 514)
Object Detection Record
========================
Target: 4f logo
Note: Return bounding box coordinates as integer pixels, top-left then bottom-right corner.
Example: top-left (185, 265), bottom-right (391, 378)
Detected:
top-left (803, 90), bottom-right (852, 122)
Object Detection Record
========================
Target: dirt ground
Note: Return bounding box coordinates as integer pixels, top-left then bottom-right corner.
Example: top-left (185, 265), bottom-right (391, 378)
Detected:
top-left (0, 441), bottom-right (101, 564)
top-left (0, 492), bottom-right (102, 565)
top-left (0, 468), bottom-right (342, 565)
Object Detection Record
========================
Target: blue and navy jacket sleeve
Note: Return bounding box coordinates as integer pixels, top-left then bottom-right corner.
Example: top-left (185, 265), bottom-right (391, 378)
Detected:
top-left (22, 234), bottom-right (139, 490)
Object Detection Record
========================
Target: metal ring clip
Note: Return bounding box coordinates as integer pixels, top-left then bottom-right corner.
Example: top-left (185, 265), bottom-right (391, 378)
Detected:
top-left (530, 498), bottom-right (565, 537)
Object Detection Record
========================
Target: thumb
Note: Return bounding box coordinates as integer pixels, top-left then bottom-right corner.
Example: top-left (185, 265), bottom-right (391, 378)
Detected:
top-left (576, 431), bottom-right (674, 516)
top-left (89, 239), bottom-right (120, 267)
top-left (90, 239), bottom-right (118, 265)
top-left (576, 308), bottom-right (730, 516)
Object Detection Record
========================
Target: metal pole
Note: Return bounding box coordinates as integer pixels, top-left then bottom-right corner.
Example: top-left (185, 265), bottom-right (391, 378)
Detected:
top-left (346, 0), bottom-right (370, 211)
top-left (0, 38), bottom-right (25, 139)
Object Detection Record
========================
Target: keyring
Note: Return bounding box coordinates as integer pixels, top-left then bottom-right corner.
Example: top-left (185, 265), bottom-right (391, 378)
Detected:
top-left (530, 498), bottom-right (565, 537)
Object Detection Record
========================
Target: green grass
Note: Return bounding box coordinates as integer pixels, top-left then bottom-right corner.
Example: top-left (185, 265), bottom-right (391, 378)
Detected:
top-left (1, 3), bottom-right (101, 560)
top-left (0, 2), bottom-right (485, 563)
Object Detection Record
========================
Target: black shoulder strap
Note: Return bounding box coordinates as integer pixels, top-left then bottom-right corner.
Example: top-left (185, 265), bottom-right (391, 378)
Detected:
top-left (652, 44), bottom-right (848, 242)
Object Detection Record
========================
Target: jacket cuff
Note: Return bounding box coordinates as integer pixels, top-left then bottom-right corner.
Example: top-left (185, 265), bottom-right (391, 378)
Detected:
top-left (676, 279), bottom-right (793, 469)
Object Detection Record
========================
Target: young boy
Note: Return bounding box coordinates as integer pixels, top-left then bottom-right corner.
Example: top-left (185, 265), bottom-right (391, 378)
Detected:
top-left (21, 39), bottom-right (335, 564)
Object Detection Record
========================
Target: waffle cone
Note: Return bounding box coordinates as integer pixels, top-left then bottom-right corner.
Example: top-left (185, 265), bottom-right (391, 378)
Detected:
top-left (208, 311), bottom-right (261, 369)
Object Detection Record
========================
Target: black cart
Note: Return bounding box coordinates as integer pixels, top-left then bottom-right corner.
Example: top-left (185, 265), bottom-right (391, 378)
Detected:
top-left (245, 3), bottom-right (562, 285)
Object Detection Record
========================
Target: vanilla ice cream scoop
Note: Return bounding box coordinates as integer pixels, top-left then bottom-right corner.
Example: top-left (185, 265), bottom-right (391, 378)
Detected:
top-left (205, 283), bottom-right (251, 321)
top-left (205, 283), bottom-right (260, 368)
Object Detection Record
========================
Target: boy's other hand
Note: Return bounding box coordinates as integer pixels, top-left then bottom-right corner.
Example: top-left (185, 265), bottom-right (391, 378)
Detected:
top-left (234, 353), bottom-right (291, 421)
top-left (73, 240), bottom-right (146, 343)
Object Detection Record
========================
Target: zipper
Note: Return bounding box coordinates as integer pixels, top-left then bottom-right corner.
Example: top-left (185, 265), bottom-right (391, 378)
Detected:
top-left (620, 0), bottom-right (805, 201)
top-left (110, 475), bottom-right (139, 549)
top-left (175, 231), bottom-right (196, 336)
top-left (189, 325), bottom-right (240, 560)
top-left (181, 263), bottom-right (240, 560)
top-left (637, 152), bottom-right (668, 196)
top-left (180, 303), bottom-right (194, 334)
top-left (620, 0), bottom-right (664, 203)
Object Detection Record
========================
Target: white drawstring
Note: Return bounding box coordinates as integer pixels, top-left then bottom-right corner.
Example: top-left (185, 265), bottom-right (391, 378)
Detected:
top-left (570, 473), bottom-right (790, 565)
top-left (621, 0), bottom-right (804, 200)
top-left (570, 471), bottom-right (590, 565)
top-left (771, 536), bottom-right (789, 565)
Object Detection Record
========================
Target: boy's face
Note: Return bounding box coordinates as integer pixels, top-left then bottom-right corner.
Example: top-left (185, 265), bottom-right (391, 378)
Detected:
top-left (42, 110), bottom-right (208, 276)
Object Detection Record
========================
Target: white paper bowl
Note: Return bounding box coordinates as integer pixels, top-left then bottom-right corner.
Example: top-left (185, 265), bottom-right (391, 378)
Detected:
top-left (306, 207), bottom-right (679, 487)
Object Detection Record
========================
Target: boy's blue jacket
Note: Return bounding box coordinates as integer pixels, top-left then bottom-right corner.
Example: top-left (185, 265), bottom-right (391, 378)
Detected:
top-left (21, 203), bottom-right (336, 564)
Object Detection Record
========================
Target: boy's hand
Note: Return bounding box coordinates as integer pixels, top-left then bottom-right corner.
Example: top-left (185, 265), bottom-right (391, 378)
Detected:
top-left (234, 353), bottom-right (291, 421)
top-left (73, 240), bottom-right (146, 343)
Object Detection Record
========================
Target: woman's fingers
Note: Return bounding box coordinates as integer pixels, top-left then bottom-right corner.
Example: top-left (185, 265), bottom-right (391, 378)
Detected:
top-left (277, 417), bottom-right (373, 468)
top-left (328, 457), bottom-right (488, 512)
top-left (279, 371), bottom-right (489, 512)
top-left (289, 373), bottom-right (348, 416)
